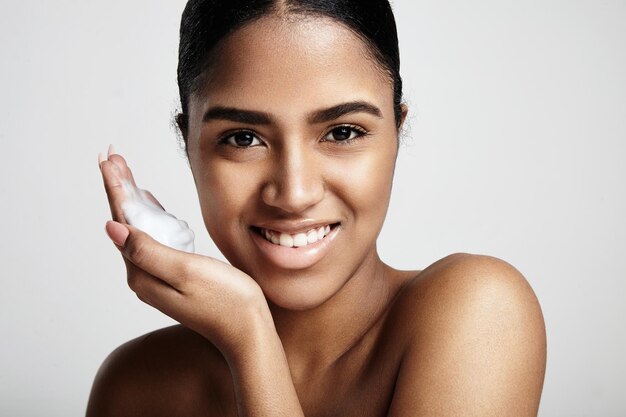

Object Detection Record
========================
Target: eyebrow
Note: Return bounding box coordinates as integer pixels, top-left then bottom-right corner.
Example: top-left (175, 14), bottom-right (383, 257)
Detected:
top-left (203, 107), bottom-right (272, 124)
top-left (202, 100), bottom-right (383, 125)
top-left (307, 101), bottom-right (383, 124)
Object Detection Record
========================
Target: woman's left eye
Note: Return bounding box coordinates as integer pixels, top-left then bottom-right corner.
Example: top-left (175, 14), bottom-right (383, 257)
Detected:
top-left (322, 126), bottom-right (367, 143)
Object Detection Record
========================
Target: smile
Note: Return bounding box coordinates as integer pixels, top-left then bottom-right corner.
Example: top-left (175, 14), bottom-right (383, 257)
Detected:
top-left (249, 223), bottom-right (341, 270)
top-left (260, 225), bottom-right (332, 248)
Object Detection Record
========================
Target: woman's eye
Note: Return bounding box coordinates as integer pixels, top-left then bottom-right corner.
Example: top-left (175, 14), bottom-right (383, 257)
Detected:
top-left (322, 126), bottom-right (366, 142)
top-left (222, 131), bottom-right (262, 147)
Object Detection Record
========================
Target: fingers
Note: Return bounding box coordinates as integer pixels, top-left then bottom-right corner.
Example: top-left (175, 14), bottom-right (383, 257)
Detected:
top-left (122, 225), bottom-right (197, 290)
top-left (100, 147), bottom-right (193, 316)
top-left (140, 189), bottom-right (165, 211)
top-left (122, 256), bottom-right (184, 313)
top-left (99, 145), bottom-right (139, 223)
top-left (106, 221), bottom-right (224, 291)
top-left (105, 220), bottom-right (129, 247)
top-left (100, 160), bottom-right (128, 222)
top-left (108, 153), bottom-right (138, 188)
top-left (106, 221), bottom-right (193, 290)
top-left (105, 221), bottom-right (180, 311)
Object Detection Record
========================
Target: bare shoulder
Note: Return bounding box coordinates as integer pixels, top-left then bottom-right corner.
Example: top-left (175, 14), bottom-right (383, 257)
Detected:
top-left (386, 253), bottom-right (547, 416)
top-left (392, 252), bottom-right (545, 331)
top-left (86, 325), bottom-right (231, 417)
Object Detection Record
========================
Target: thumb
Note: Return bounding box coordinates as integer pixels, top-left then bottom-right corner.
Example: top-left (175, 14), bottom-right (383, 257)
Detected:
top-left (105, 220), bottom-right (130, 247)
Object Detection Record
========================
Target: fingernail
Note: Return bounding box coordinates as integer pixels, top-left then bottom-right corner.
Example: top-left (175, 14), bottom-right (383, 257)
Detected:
top-left (105, 220), bottom-right (129, 247)
top-left (108, 144), bottom-right (116, 157)
top-left (98, 152), bottom-right (106, 169)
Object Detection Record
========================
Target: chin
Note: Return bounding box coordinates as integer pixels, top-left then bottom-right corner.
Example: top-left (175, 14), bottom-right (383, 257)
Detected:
top-left (253, 265), bottom-right (350, 312)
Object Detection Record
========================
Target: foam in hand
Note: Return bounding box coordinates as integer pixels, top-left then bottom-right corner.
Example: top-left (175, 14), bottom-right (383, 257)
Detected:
top-left (121, 180), bottom-right (195, 253)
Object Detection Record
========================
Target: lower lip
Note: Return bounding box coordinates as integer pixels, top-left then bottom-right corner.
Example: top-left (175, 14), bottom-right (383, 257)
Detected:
top-left (249, 225), bottom-right (340, 270)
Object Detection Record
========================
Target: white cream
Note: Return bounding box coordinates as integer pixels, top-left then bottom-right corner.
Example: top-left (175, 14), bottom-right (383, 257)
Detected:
top-left (121, 180), bottom-right (195, 253)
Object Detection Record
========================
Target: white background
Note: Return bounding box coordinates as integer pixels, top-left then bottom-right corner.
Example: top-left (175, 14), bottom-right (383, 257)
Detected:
top-left (1, 1), bottom-right (624, 415)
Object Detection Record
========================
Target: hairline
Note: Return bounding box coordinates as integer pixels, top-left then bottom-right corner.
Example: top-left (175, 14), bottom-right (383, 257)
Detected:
top-left (187, 11), bottom-right (395, 105)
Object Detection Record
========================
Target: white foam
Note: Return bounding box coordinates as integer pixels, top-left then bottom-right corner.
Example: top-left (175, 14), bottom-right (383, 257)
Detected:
top-left (120, 180), bottom-right (195, 253)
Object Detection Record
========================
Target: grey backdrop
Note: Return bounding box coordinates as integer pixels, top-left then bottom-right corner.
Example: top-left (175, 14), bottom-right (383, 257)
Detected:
top-left (1, 1), bottom-right (624, 415)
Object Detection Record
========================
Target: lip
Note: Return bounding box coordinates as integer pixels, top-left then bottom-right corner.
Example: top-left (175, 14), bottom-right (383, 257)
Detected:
top-left (249, 223), bottom-right (340, 270)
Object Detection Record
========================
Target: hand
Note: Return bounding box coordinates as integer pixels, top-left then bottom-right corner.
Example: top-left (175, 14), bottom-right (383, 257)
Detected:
top-left (98, 147), bottom-right (270, 355)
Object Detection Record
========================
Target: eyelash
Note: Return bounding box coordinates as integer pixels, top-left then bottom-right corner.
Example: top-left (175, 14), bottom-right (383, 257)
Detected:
top-left (217, 130), bottom-right (263, 148)
top-left (217, 124), bottom-right (370, 148)
top-left (321, 124), bottom-right (369, 145)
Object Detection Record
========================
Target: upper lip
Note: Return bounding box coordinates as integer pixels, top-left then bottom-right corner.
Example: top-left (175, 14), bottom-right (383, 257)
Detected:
top-left (252, 219), bottom-right (339, 235)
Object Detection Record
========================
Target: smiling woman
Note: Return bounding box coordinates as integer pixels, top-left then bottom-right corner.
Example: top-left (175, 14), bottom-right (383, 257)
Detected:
top-left (87, 1), bottom-right (546, 416)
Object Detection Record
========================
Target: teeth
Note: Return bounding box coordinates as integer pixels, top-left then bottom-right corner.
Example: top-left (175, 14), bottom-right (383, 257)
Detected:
top-left (279, 233), bottom-right (294, 248)
top-left (262, 225), bottom-right (333, 248)
top-left (293, 233), bottom-right (307, 247)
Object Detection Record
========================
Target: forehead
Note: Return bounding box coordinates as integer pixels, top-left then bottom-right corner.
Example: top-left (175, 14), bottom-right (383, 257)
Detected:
top-left (191, 15), bottom-right (394, 120)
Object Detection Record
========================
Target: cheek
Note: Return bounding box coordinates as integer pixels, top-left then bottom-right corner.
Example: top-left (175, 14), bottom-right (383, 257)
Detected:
top-left (192, 157), bottom-right (262, 234)
top-left (327, 145), bottom-right (397, 218)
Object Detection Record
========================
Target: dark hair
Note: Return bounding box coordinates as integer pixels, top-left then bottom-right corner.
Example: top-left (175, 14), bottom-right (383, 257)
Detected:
top-left (176, 0), bottom-right (403, 132)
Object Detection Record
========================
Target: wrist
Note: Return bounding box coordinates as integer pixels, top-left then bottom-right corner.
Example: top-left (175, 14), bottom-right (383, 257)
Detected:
top-left (222, 303), bottom-right (281, 367)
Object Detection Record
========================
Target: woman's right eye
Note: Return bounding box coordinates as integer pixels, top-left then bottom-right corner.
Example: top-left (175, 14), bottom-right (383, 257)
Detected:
top-left (220, 131), bottom-right (263, 148)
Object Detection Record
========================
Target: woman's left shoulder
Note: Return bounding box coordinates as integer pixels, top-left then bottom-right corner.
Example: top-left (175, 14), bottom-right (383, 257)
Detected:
top-left (383, 253), bottom-right (546, 415)
top-left (393, 252), bottom-right (544, 324)
top-left (385, 252), bottom-right (547, 359)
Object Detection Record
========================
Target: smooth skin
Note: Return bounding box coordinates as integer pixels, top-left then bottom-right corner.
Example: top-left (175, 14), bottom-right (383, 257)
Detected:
top-left (88, 15), bottom-right (546, 417)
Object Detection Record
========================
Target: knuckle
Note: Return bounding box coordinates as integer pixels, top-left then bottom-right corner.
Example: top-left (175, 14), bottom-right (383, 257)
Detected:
top-left (127, 272), bottom-right (152, 305)
top-left (135, 291), bottom-right (151, 306)
top-left (125, 235), bottom-right (152, 266)
top-left (177, 260), bottom-right (196, 286)
top-left (126, 273), bottom-right (141, 293)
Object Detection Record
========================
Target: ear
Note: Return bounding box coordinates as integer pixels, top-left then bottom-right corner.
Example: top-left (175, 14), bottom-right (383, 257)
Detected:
top-left (175, 113), bottom-right (189, 144)
top-left (398, 103), bottom-right (409, 131)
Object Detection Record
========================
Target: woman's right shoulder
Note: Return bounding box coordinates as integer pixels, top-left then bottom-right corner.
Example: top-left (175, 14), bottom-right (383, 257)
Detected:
top-left (86, 324), bottom-right (232, 417)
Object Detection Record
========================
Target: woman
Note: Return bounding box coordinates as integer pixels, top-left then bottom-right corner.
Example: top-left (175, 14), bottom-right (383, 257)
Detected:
top-left (88, 0), bottom-right (546, 415)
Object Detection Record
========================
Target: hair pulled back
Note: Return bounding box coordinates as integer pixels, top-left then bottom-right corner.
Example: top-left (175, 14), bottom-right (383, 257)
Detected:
top-left (177, 0), bottom-right (403, 129)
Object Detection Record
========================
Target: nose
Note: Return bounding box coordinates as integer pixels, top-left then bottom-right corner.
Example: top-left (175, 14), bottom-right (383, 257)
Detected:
top-left (261, 143), bottom-right (325, 214)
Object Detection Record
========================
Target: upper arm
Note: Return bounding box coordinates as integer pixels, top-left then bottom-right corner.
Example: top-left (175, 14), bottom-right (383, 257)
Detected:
top-left (388, 254), bottom-right (547, 417)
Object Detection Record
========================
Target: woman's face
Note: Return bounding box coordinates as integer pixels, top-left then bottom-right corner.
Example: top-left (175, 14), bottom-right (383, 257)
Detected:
top-left (185, 15), bottom-right (403, 310)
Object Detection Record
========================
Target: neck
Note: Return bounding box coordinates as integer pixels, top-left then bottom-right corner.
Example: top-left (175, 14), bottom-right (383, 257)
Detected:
top-left (268, 250), bottom-right (395, 381)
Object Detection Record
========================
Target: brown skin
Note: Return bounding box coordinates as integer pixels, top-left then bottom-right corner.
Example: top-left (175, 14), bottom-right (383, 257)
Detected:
top-left (88, 15), bottom-right (546, 417)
